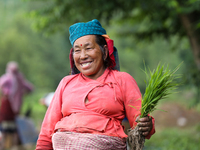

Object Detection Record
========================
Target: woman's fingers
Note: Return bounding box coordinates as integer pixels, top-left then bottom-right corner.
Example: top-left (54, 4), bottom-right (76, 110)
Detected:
top-left (137, 116), bottom-right (152, 136)
top-left (141, 131), bottom-right (150, 136)
top-left (138, 126), bottom-right (151, 136)
top-left (138, 116), bottom-right (151, 122)
top-left (138, 121), bottom-right (151, 127)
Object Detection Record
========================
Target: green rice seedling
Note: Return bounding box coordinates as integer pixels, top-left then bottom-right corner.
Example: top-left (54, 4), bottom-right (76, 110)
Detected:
top-left (128, 63), bottom-right (181, 150)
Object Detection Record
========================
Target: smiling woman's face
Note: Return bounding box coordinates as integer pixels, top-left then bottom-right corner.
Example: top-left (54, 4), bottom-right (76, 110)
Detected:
top-left (73, 35), bottom-right (107, 80)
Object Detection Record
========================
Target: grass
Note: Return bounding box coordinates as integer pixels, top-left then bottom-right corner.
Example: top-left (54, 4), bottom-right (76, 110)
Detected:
top-left (140, 63), bottom-right (181, 118)
top-left (144, 126), bottom-right (200, 150)
top-left (143, 88), bottom-right (200, 150)
top-left (128, 63), bottom-right (182, 150)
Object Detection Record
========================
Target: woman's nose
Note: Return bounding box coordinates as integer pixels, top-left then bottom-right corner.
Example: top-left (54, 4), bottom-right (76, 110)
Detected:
top-left (80, 50), bottom-right (88, 59)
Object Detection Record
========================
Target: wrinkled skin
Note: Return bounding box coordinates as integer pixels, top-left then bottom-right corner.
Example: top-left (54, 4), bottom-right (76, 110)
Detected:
top-left (73, 35), bottom-right (108, 80)
top-left (136, 116), bottom-right (153, 136)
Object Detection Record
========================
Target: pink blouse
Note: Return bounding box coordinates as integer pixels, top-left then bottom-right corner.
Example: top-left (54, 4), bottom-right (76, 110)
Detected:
top-left (36, 69), bottom-right (155, 150)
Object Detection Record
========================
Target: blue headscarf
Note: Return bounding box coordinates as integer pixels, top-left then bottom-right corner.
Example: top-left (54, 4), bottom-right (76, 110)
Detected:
top-left (69, 19), bottom-right (106, 46)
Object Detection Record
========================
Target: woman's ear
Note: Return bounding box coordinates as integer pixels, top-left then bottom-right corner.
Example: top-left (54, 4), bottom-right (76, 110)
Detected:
top-left (103, 45), bottom-right (108, 61)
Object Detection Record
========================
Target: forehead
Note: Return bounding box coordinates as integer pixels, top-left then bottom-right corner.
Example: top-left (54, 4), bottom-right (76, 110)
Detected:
top-left (74, 35), bottom-right (96, 46)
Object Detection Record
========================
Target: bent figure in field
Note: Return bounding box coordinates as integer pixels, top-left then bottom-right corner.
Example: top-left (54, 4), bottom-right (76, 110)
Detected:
top-left (36, 19), bottom-right (155, 150)
top-left (0, 61), bottom-right (34, 149)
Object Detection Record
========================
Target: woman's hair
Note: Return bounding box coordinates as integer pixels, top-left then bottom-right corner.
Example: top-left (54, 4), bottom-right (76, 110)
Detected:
top-left (95, 35), bottom-right (112, 69)
top-left (71, 35), bottom-right (113, 74)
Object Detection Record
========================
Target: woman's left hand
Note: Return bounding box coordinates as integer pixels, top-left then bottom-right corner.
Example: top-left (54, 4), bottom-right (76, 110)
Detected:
top-left (136, 116), bottom-right (153, 137)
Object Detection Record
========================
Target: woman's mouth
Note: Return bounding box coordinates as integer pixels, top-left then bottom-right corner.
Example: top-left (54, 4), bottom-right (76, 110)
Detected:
top-left (81, 62), bottom-right (92, 68)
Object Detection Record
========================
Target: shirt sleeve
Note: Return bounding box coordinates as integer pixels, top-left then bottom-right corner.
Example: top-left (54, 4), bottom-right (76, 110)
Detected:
top-left (121, 72), bottom-right (155, 139)
top-left (0, 75), bottom-right (12, 96)
top-left (35, 78), bottom-right (65, 150)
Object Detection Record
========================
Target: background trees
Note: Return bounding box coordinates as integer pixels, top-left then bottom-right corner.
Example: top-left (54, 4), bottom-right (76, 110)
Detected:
top-left (0, 0), bottom-right (70, 91)
top-left (1, 0), bottom-right (199, 103)
top-left (28, 0), bottom-right (200, 104)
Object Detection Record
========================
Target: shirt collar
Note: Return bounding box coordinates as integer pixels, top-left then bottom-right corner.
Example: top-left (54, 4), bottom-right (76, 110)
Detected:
top-left (79, 68), bottom-right (111, 83)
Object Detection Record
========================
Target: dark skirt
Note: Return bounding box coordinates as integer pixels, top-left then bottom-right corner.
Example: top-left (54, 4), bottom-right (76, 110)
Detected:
top-left (0, 97), bottom-right (16, 133)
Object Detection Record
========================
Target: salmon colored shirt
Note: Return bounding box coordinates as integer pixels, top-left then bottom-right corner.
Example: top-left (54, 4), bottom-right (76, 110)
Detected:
top-left (36, 69), bottom-right (155, 150)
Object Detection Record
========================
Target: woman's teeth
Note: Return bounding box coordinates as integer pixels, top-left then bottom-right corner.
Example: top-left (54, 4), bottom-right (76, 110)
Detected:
top-left (82, 62), bottom-right (91, 67)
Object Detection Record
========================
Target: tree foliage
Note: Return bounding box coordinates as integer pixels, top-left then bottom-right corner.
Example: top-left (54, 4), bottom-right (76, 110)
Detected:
top-left (1, 0), bottom-right (199, 104)
top-left (27, 0), bottom-right (200, 104)
top-left (28, 0), bottom-right (200, 38)
top-left (0, 0), bottom-right (71, 91)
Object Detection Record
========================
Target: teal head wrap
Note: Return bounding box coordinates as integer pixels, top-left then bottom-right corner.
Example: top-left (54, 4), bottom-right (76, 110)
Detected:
top-left (69, 19), bottom-right (106, 46)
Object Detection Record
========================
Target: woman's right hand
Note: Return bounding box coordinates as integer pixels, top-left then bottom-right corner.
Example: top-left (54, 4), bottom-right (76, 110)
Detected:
top-left (136, 116), bottom-right (153, 137)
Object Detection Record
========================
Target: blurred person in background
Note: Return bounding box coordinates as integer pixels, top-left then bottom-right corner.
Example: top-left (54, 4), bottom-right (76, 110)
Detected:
top-left (0, 61), bottom-right (34, 149)
top-left (40, 92), bottom-right (55, 109)
top-left (36, 19), bottom-right (155, 150)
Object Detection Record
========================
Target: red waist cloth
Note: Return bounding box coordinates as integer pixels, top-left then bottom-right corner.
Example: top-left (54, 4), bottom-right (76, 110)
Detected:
top-left (0, 97), bottom-right (15, 123)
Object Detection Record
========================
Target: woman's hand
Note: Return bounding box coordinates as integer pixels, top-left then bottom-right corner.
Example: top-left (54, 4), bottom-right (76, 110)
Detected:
top-left (136, 116), bottom-right (153, 137)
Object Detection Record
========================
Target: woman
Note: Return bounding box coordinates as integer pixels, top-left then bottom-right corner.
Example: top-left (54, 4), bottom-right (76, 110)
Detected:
top-left (0, 61), bottom-right (34, 149)
top-left (36, 19), bottom-right (155, 150)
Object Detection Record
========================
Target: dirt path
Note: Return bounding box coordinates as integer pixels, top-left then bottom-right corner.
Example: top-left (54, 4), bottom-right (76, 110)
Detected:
top-left (152, 102), bottom-right (200, 130)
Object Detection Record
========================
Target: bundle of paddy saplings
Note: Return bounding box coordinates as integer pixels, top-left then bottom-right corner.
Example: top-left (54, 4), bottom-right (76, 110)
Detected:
top-left (128, 63), bottom-right (181, 150)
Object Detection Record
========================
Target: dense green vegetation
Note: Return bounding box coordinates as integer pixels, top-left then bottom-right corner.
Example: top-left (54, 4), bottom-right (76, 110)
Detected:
top-left (0, 0), bottom-right (200, 149)
top-left (27, 0), bottom-right (200, 104)
top-left (145, 126), bottom-right (200, 150)
top-left (0, 0), bottom-right (72, 92)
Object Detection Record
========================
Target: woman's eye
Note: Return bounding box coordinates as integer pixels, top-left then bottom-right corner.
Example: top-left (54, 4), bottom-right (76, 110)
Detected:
top-left (74, 49), bottom-right (81, 53)
top-left (86, 47), bottom-right (91, 50)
